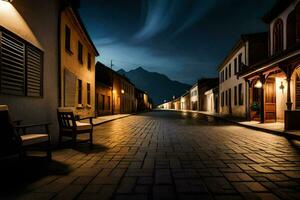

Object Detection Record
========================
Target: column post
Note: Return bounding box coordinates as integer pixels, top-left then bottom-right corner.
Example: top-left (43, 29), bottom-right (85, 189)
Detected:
top-left (260, 75), bottom-right (265, 123)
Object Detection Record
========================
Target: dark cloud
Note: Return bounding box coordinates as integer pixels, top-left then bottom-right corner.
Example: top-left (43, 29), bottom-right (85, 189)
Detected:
top-left (79, 0), bottom-right (276, 84)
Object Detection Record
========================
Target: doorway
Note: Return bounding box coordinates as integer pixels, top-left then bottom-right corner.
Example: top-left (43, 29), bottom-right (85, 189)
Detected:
top-left (264, 77), bottom-right (276, 121)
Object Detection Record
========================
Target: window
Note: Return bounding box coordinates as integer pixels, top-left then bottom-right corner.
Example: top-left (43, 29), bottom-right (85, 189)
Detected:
top-left (234, 58), bottom-right (237, 74)
top-left (225, 90), bottom-right (228, 106)
top-left (88, 53), bottom-right (91, 70)
top-left (238, 83), bottom-right (243, 105)
top-left (65, 25), bottom-right (71, 52)
top-left (225, 67), bottom-right (228, 80)
top-left (87, 83), bottom-right (91, 105)
top-left (0, 29), bottom-right (43, 97)
top-left (234, 86), bottom-right (237, 106)
top-left (221, 92), bottom-right (224, 107)
top-left (238, 53), bottom-right (243, 72)
top-left (78, 41), bottom-right (83, 63)
top-left (273, 19), bottom-right (284, 53)
top-left (78, 79), bottom-right (82, 104)
top-left (229, 64), bottom-right (231, 78)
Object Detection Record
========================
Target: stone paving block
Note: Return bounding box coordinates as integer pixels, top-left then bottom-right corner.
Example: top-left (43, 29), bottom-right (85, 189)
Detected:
top-left (6, 112), bottom-right (300, 200)
top-left (52, 185), bottom-right (84, 200)
top-left (153, 185), bottom-right (176, 200)
top-left (116, 177), bottom-right (137, 194)
top-left (155, 169), bottom-right (172, 184)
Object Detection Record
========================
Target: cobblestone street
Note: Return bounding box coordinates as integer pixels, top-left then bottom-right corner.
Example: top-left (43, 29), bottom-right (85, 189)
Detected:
top-left (2, 111), bottom-right (300, 200)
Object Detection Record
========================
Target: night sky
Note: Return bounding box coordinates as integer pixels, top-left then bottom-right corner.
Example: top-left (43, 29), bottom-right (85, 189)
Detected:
top-left (79, 0), bottom-right (276, 85)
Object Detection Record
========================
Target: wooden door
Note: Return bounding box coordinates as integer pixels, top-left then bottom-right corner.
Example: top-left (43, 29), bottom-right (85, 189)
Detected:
top-left (264, 78), bottom-right (276, 121)
top-left (296, 77), bottom-right (300, 109)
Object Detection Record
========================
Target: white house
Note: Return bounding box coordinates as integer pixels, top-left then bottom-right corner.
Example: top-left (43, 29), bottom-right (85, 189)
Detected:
top-left (218, 33), bottom-right (268, 118)
top-left (190, 84), bottom-right (198, 111)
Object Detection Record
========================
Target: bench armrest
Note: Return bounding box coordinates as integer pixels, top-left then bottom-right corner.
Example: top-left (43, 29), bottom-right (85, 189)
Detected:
top-left (15, 122), bottom-right (51, 135)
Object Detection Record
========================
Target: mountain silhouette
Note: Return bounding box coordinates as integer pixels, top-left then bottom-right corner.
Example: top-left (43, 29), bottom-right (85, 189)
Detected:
top-left (117, 67), bottom-right (191, 105)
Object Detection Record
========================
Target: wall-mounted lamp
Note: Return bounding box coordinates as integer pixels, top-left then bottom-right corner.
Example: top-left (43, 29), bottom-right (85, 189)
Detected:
top-left (121, 89), bottom-right (125, 94)
top-left (113, 90), bottom-right (116, 94)
top-left (254, 80), bottom-right (263, 88)
top-left (279, 81), bottom-right (285, 93)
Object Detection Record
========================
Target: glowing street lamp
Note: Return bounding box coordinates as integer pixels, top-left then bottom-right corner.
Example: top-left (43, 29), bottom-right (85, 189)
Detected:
top-left (254, 80), bottom-right (262, 88)
top-left (121, 89), bottom-right (125, 94)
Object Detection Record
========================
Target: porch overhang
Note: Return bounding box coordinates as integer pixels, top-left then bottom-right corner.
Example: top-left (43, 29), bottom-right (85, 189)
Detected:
top-left (240, 46), bottom-right (300, 80)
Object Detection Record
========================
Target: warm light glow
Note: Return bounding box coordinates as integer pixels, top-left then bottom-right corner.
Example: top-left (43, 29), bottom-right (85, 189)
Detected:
top-left (113, 90), bottom-right (116, 94)
top-left (254, 80), bottom-right (262, 88)
top-left (121, 89), bottom-right (125, 94)
top-left (0, 0), bottom-right (42, 49)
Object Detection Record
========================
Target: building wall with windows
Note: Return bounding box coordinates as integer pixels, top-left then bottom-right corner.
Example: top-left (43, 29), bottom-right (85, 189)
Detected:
top-left (190, 84), bottom-right (198, 111)
top-left (269, 0), bottom-right (300, 55)
top-left (0, 0), bottom-right (60, 141)
top-left (120, 79), bottom-right (135, 114)
top-left (95, 82), bottom-right (112, 116)
top-left (180, 92), bottom-right (190, 110)
top-left (60, 7), bottom-right (98, 118)
top-left (219, 46), bottom-right (247, 118)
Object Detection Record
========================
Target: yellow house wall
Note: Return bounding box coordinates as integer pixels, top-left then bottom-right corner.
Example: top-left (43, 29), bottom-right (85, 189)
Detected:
top-left (60, 8), bottom-right (96, 117)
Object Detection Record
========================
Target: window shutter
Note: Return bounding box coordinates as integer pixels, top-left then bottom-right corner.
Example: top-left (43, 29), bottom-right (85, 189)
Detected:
top-left (26, 45), bottom-right (43, 97)
top-left (64, 69), bottom-right (76, 107)
top-left (0, 31), bottom-right (26, 95)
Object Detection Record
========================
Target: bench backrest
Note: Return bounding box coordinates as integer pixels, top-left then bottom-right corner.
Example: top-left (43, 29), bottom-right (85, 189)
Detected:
top-left (57, 108), bottom-right (76, 130)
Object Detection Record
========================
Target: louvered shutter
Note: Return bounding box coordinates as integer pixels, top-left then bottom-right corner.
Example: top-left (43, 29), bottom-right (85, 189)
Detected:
top-left (0, 31), bottom-right (26, 95)
top-left (26, 45), bottom-right (43, 97)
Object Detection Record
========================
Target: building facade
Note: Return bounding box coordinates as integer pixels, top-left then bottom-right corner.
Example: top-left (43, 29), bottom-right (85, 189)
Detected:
top-left (218, 33), bottom-right (268, 118)
top-left (95, 62), bottom-right (136, 115)
top-left (0, 0), bottom-right (60, 141)
top-left (190, 84), bottom-right (198, 111)
top-left (241, 0), bottom-right (300, 130)
top-left (135, 88), bottom-right (150, 112)
top-left (180, 92), bottom-right (190, 110)
top-left (60, 6), bottom-right (99, 118)
top-left (204, 86), bottom-right (219, 113)
top-left (198, 78), bottom-right (219, 111)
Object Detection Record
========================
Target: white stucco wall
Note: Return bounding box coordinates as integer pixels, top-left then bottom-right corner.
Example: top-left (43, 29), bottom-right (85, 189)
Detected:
top-left (269, 0), bottom-right (300, 55)
top-left (219, 45), bottom-right (247, 118)
top-left (205, 89), bottom-right (214, 113)
top-left (0, 0), bottom-right (60, 143)
top-left (190, 85), bottom-right (198, 110)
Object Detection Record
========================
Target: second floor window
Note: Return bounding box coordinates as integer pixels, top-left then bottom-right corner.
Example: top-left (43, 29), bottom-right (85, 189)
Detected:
top-left (238, 53), bottom-right (243, 72)
top-left (65, 25), bottom-right (71, 52)
top-left (273, 19), bottom-right (284, 54)
top-left (78, 41), bottom-right (83, 64)
top-left (234, 58), bottom-right (237, 74)
top-left (78, 79), bottom-right (82, 104)
top-left (229, 64), bottom-right (231, 78)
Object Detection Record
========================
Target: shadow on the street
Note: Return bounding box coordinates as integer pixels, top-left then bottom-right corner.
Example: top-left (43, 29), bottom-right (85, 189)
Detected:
top-left (0, 156), bottom-right (70, 195)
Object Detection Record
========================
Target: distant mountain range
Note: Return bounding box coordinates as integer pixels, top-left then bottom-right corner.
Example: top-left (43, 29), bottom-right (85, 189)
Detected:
top-left (117, 67), bottom-right (191, 105)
